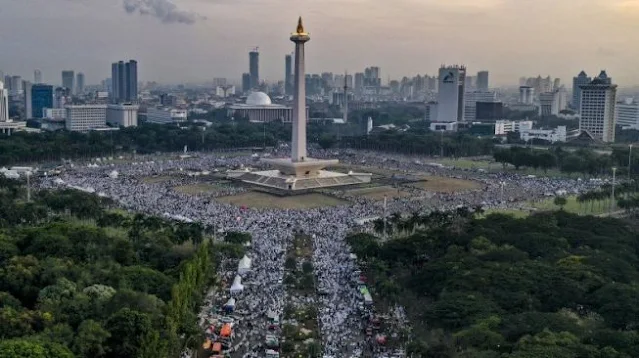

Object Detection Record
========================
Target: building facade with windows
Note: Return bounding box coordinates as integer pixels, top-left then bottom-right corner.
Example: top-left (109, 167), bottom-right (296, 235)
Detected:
top-left (65, 105), bottom-right (107, 132)
top-left (579, 78), bottom-right (617, 142)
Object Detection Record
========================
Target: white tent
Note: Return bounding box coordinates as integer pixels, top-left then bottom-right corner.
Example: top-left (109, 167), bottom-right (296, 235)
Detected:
top-left (108, 170), bottom-right (119, 179)
top-left (238, 255), bottom-right (252, 275)
top-left (223, 298), bottom-right (236, 311)
top-left (230, 275), bottom-right (244, 295)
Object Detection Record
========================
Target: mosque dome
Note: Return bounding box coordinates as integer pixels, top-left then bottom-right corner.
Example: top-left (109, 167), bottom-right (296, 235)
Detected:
top-left (246, 92), bottom-right (272, 106)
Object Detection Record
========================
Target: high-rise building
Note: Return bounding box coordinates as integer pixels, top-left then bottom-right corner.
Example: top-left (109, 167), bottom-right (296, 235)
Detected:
top-left (34, 69), bottom-right (42, 84)
top-left (539, 88), bottom-right (568, 117)
top-left (553, 78), bottom-right (561, 91)
top-left (0, 81), bottom-right (8, 122)
top-left (31, 84), bottom-right (54, 119)
top-left (249, 49), bottom-right (259, 89)
top-left (464, 90), bottom-right (497, 121)
top-left (62, 71), bottom-right (75, 94)
top-left (23, 81), bottom-right (33, 119)
top-left (579, 77), bottom-right (617, 143)
top-left (76, 72), bottom-right (85, 95)
top-left (10, 76), bottom-right (22, 95)
top-left (572, 71), bottom-right (591, 112)
top-left (285, 54), bottom-right (293, 96)
top-left (597, 70), bottom-right (611, 85)
top-left (242, 73), bottom-right (251, 93)
top-left (477, 71), bottom-right (489, 91)
top-left (110, 60), bottom-right (138, 103)
top-left (354, 72), bottom-right (364, 93)
top-left (106, 104), bottom-right (139, 127)
top-left (436, 65), bottom-right (466, 123)
top-left (519, 86), bottom-right (535, 105)
top-left (65, 105), bottom-right (107, 132)
top-left (3, 76), bottom-right (11, 91)
top-left (616, 98), bottom-right (639, 130)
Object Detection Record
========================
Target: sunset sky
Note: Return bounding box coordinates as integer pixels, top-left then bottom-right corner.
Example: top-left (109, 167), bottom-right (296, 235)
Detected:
top-left (1, 0), bottom-right (638, 86)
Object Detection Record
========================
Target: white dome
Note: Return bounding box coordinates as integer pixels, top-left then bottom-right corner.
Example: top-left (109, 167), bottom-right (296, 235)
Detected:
top-left (246, 91), bottom-right (272, 106)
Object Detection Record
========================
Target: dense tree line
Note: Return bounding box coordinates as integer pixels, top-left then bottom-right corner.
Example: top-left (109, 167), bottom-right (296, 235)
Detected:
top-left (494, 146), bottom-right (638, 176)
top-left (0, 178), bottom-right (232, 358)
top-left (343, 131), bottom-right (495, 157)
top-left (348, 209), bottom-right (639, 357)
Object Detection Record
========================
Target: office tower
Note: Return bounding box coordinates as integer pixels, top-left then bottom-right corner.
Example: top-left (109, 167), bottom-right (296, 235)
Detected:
top-left (0, 81), bottom-right (8, 122)
top-left (3, 76), bottom-right (11, 91)
top-left (242, 73), bottom-right (251, 93)
top-left (285, 54), bottom-right (293, 96)
top-left (343, 73), bottom-right (348, 123)
top-left (0, 71), bottom-right (3, 82)
top-left (110, 60), bottom-right (138, 103)
top-left (76, 72), bottom-right (85, 95)
top-left (65, 105), bottom-right (108, 132)
top-left (464, 90), bottom-right (497, 121)
top-left (62, 71), bottom-right (75, 94)
top-left (477, 71), bottom-right (489, 91)
top-left (364, 67), bottom-right (381, 87)
top-left (597, 70), bottom-right (611, 85)
top-left (579, 77), bottom-right (617, 143)
top-left (125, 60), bottom-right (138, 101)
top-left (572, 71), bottom-right (591, 112)
top-left (519, 86), bottom-right (535, 105)
top-left (34, 69), bottom-right (42, 84)
top-left (106, 104), bottom-right (139, 127)
top-left (31, 84), bottom-right (54, 119)
top-left (10, 76), bottom-right (22, 94)
top-left (111, 63), bottom-right (119, 102)
top-left (553, 78), bottom-right (561, 91)
top-left (616, 98), bottom-right (639, 129)
top-left (249, 48), bottom-right (259, 89)
top-left (354, 72), bottom-right (364, 92)
top-left (437, 65), bottom-right (466, 123)
top-left (539, 88), bottom-right (567, 117)
top-left (23, 81), bottom-right (32, 119)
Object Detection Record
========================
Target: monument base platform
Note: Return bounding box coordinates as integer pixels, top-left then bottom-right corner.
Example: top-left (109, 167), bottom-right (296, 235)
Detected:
top-left (227, 157), bottom-right (372, 191)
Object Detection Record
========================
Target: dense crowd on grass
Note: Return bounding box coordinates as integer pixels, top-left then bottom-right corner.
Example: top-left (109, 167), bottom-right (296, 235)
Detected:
top-left (0, 178), bottom-right (216, 358)
top-left (347, 209), bottom-right (639, 357)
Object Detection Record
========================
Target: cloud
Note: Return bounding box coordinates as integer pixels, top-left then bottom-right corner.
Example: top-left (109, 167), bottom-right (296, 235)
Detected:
top-left (122, 0), bottom-right (205, 24)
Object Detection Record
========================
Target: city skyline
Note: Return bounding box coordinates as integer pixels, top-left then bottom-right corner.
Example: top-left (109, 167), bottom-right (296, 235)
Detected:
top-left (2, 0), bottom-right (639, 86)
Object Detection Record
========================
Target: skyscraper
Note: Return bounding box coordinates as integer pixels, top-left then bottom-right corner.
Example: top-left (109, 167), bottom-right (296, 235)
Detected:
top-left (110, 60), bottom-right (138, 103)
top-left (285, 54), bottom-right (293, 96)
top-left (437, 65), bottom-right (466, 123)
top-left (10, 76), bottom-right (22, 95)
top-left (62, 71), bottom-right (75, 94)
top-left (76, 72), bottom-right (85, 95)
top-left (579, 77), bottom-right (617, 143)
top-left (572, 71), bottom-right (591, 112)
top-left (34, 69), bottom-right (42, 84)
top-left (0, 81), bottom-right (7, 122)
top-left (242, 73), bottom-right (251, 93)
top-left (31, 84), bottom-right (54, 119)
top-left (23, 81), bottom-right (32, 119)
top-left (477, 71), bottom-right (489, 91)
top-left (249, 49), bottom-right (259, 89)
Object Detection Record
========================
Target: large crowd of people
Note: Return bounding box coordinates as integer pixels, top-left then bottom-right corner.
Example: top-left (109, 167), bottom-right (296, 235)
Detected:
top-left (36, 149), bottom-right (605, 357)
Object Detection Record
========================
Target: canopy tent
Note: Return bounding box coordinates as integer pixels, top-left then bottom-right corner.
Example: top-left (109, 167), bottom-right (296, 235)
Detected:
top-left (230, 275), bottom-right (244, 295)
top-left (108, 170), bottom-right (119, 179)
top-left (220, 324), bottom-right (232, 338)
top-left (238, 255), bottom-right (252, 275)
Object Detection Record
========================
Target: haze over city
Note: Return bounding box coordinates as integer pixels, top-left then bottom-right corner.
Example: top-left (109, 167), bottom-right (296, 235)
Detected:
top-left (2, 0), bottom-right (639, 85)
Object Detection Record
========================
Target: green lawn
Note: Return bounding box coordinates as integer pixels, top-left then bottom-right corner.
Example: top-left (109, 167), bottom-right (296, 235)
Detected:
top-left (482, 195), bottom-right (612, 219)
top-left (431, 158), bottom-right (570, 178)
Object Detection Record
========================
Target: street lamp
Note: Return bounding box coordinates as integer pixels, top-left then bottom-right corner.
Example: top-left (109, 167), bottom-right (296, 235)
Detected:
top-left (500, 181), bottom-right (505, 204)
top-left (611, 167), bottom-right (617, 214)
top-left (628, 144), bottom-right (633, 180)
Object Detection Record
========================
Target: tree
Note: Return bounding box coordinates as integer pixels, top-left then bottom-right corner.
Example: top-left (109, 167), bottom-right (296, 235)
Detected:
top-left (104, 308), bottom-right (153, 358)
top-left (0, 339), bottom-right (74, 358)
top-left (554, 196), bottom-right (567, 210)
top-left (72, 320), bottom-right (110, 358)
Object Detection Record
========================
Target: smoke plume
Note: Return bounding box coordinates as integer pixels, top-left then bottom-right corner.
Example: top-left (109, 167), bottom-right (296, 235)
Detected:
top-left (123, 0), bottom-right (204, 24)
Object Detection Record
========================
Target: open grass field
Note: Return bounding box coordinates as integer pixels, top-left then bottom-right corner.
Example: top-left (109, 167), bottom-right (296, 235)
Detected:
top-left (173, 183), bottom-right (226, 195)
top-left (411, 176), bottom-right (482, 193)
top-left (216, 191), bottom-right (347, 209)
top-left (347, 186), bottom-right (413, 200)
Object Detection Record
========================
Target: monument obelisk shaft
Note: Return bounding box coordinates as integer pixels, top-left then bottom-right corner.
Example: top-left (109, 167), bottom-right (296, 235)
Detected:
top-left (290, 17), bottom-right (310, 163)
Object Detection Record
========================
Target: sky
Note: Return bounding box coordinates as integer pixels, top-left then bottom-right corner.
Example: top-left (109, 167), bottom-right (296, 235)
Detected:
top-left (1, 0), bottom-right (639, 87)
